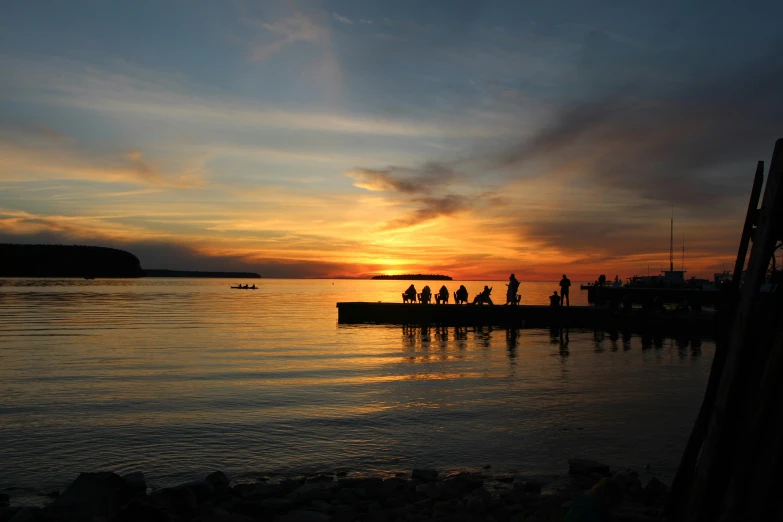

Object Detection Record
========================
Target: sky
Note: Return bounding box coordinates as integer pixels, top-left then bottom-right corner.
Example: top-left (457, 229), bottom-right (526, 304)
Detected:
top-left (1, 0), bottom-right (782, 279)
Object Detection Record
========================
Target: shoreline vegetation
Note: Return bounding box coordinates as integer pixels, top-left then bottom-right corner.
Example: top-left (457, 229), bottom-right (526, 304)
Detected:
top-left (372, 274), bottom-right (452, 281)
top-left (0, 244), bottom-right (260, 279)
top-left (0, 460), bottom-right (669, 522)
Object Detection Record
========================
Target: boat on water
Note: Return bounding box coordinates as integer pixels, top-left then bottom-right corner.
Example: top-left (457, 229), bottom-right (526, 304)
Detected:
top-left (231, 285), bottom-right (257, 290)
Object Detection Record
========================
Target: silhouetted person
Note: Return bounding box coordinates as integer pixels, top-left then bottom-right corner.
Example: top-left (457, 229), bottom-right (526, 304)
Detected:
top-left (559, 274), bottom-right (571, 306)
top-left (506, 273), bottom-right (520, 305)
top-left (437, 285), bottom-right (449, 304)
top-left (455, 285), bottom-right (468, 304)
top-left (598, 274), bottom-right (606, 287)
top-left (404, 284), bottom-right (417, 303)
top-left (472, 285), bottom-right (493, 305)
top-left (250, 284), bottom-right (256, 289)
top-left (420, 285), bottom-right (432, 304)
top-left (549, 291), bottom-right (560, 307)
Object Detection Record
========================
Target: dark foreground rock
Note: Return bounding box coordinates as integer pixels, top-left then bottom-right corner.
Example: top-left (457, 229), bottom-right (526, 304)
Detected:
top-left (568, 458), bottom-right (612, 477)
top-left (6, 463), bottom-right (670, 522)
top-left (43, 472), bottom-right (137, 522)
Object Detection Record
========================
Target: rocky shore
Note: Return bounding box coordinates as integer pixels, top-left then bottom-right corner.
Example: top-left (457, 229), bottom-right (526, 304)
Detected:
top-left (0, 460), bottom-right (669, 522)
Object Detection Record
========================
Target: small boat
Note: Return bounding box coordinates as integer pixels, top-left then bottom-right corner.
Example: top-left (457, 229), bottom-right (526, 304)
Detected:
top-left (231, 286), bottom-right (257, 290)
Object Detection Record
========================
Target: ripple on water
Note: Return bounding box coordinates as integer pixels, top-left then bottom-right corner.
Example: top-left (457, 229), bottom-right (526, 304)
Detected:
top-left (0, 278), bottom-right (711, 494)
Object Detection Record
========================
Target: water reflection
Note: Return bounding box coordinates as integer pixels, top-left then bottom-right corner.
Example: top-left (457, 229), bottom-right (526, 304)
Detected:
top-left (549, 326), bottom-right (570, 357)
top-left (1, 279), bottom-right (715, 497)
top-left (400, 325), bottom-right (703, 363)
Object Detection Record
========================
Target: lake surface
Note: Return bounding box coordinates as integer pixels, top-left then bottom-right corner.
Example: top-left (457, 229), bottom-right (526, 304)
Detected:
top-left (0, 278), bottom-right (711, 499)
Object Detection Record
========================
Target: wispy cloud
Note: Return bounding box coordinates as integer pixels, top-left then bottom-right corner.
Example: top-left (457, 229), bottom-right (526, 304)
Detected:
top-left (246, 12), bottom-right (329, 61)
top-left (346, 162), bottom-right (455, 194)
top-left (0, 138), bottom-right (202, 187)
top-left (332, 12), bottom-right (353, 25)
top-left (383, 194), bottom-right (472, 230)
top-left (0, 56), bottom-right (491, 139)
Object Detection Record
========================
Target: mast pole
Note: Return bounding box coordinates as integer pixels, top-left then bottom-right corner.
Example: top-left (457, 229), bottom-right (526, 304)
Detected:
top-left (670, 207), bottom-right (674, 272)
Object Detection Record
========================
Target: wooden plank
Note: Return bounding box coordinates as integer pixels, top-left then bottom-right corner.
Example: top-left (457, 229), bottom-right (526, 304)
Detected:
top-left (731, 160), bottom-right (764, 295)
top-left (734, 313), bottom-right (783, 518)
top-left (685, 139), bottom-right (783, 521)
top-left (667, 161), bottom-right (765, 518)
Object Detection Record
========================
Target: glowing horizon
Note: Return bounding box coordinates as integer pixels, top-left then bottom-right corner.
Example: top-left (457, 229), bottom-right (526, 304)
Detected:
top-left (1, 1), bottom-right (780, 280)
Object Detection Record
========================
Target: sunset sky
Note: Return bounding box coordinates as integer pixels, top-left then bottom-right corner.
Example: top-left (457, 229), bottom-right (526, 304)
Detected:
top-left (1, 1), bottom-right (782, 279)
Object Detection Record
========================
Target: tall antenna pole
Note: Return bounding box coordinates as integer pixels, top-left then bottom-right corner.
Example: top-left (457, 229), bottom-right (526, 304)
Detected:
top-left (682, 232), bottom-right (685, 272)
top-left (670, 207), bottom-right (674, 272)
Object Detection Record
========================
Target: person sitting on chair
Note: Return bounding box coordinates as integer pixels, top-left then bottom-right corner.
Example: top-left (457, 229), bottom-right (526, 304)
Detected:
top-left (472, 285), bottom-right (493, 305)
top-left (420, 285), bottom-right (432, 304)
top-left (455, 285), bottom-right (469, 304)
top-left (437, 285), bottom-right (449, 304)
top-left (403, 284), bottom-right (417, 303)
top-left (549, 291), bottom-right (560, 307)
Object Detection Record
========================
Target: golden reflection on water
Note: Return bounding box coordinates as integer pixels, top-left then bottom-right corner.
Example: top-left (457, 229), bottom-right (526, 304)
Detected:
top-left (0, 278), bottom-right (713, 495)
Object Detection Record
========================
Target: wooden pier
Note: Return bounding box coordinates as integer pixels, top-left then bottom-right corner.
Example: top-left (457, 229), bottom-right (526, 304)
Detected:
top-left (584, 286), bottom-right (727, 309)
top-left (336, 302), bottom-right (717, 336)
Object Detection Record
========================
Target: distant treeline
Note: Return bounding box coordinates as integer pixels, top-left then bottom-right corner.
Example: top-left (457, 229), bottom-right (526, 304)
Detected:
top-left (0, 244), bottom-right (142, 278)
top-left (371, 274), bottom-right (452, 280)
top-left (144, 269), bottom-right (260, 278)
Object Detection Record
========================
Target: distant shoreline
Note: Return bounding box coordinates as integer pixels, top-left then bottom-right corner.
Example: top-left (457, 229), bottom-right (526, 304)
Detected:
top-left (372, 274), bottom-right (452, 280)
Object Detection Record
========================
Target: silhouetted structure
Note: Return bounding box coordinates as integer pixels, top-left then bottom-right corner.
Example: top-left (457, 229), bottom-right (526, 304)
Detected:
top-left (0, 244), bottom-right (142, 278)
top-left (335, 302), bottom-right (716, 335)
top-left (373, 274), bottom-right (452, 280)
top-left (668, 141), bottom-right (783, 521)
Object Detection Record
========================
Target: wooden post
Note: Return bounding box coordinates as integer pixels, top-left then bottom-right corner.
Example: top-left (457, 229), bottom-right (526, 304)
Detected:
top-left (731, 161), bottom-right (765, 295)
top-left (666, 160), bottom-right (764, 518)
top-left (682, 139), bottom-right (783, 521)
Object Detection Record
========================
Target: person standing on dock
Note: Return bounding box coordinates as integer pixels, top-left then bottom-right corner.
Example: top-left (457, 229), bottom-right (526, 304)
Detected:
top-left (559, 274), bottom-right (571, 306)
top-left (506, 274), bottom-right (520, 305)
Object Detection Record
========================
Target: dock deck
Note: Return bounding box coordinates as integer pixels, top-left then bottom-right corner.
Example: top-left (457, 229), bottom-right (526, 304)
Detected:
top-left (336, 302), bottom-right (717, 336)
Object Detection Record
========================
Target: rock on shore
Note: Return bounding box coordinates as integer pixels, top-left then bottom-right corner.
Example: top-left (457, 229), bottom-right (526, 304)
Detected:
top-left (0, 461), bottom-right (670, 522)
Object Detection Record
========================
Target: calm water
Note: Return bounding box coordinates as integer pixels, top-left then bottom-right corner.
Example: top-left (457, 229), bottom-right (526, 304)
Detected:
top-left (0, 278), bottom-right (711, 498)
